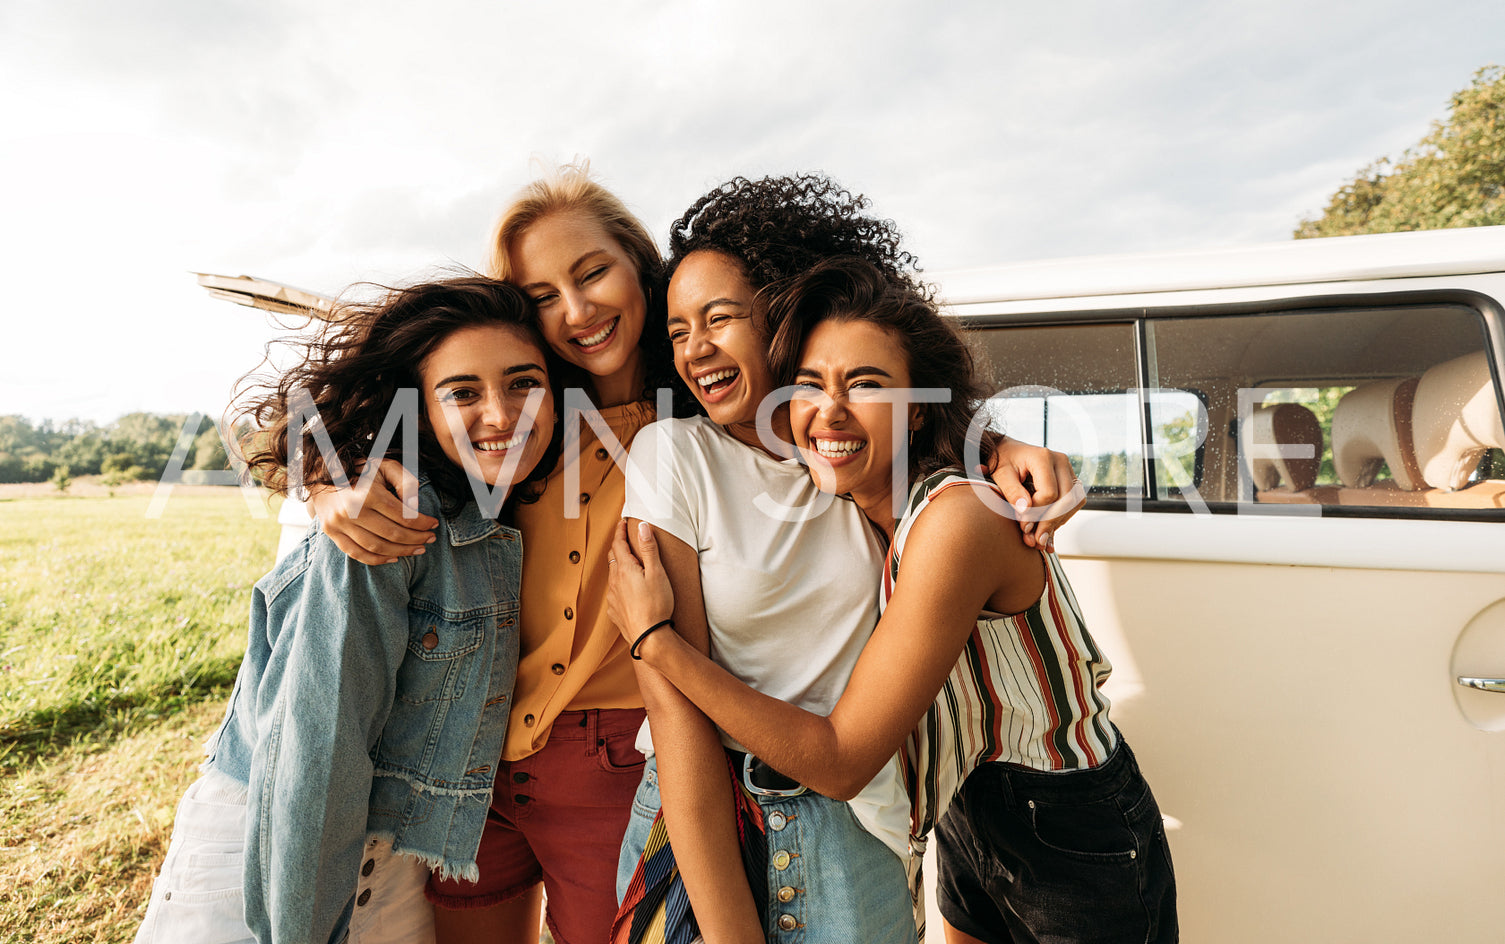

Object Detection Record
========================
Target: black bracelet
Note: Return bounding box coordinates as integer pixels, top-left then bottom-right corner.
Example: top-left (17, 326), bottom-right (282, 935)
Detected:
top-left (630, 619), bottom-right (674, 661)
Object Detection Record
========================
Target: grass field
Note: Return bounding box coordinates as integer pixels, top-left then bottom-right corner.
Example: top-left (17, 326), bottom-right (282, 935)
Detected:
top-left (0, 488), bottom-right (280, 943)
top-left (0, 488), bottom-right (281, 763)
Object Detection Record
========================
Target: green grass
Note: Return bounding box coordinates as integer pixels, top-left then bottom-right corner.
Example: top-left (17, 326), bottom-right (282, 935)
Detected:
top-left (0, 697), bottom-right (227, 944)
top-left (0, 489), bottom-right (281, 942)
top-left (0, 491), bottom-right (281, 769)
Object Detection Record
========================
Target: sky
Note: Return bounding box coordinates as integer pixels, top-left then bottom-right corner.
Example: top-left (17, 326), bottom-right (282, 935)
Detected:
top-left (2, 0), bottom-right (1502, 426)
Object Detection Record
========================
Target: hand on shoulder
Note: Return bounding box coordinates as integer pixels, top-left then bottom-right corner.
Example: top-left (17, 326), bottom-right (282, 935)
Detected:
top-left (305, 458), bottom-right (438, 565)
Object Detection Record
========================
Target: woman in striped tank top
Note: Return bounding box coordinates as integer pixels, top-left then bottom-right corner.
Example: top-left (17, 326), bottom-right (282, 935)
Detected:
top-left (610, 257), bottom-right (1177, 943)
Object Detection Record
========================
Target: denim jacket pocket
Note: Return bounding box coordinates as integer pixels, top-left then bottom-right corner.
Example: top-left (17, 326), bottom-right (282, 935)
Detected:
top-left (396, 608), bottom-right (487, 706)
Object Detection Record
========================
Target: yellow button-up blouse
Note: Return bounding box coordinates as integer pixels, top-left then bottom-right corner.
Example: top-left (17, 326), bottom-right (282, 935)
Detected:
top-left (504, 399), bottom-right (657, 761)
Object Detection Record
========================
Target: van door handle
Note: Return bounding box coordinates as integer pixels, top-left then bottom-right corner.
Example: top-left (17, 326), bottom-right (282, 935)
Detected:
top-left (1457, 677), bottom-right (1505, 693)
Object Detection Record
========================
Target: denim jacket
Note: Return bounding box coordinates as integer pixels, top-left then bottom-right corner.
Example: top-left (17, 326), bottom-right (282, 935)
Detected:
top-left (204, 481), bottom-right (521, 944)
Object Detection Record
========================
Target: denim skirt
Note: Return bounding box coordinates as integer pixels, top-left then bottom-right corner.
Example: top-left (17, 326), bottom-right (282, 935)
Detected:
top-left (618, 754), bottom-right (917, 944)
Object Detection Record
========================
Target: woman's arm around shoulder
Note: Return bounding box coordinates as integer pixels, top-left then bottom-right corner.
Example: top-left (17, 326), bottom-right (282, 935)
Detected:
top-left (812, 483), bottom-right (1044, 792)
top-left (304, 458), bottom-right (439, 564)
top-left (986, 437), bottom-right (1084, 550)
top-left (898, 480), bottom-right (1048, 617)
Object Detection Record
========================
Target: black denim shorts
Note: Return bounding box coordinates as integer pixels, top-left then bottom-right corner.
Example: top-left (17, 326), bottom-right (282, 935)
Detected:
top-left (934, 738), bottom-right (1178, 943)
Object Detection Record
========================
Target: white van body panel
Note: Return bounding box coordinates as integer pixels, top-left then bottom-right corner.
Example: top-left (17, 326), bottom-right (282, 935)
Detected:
top-left (1053, 508), bottom-right (1503, 573)
top-left (937, 225), bottom-right (1505, 304)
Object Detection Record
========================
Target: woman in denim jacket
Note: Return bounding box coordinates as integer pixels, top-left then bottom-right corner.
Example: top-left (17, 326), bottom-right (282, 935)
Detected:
top-left (134, 277), bottom-right (564, 944)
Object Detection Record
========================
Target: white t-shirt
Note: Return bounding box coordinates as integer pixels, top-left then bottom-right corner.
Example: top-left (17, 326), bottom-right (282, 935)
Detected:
top-left (623, 416), bottom-right (910, 859)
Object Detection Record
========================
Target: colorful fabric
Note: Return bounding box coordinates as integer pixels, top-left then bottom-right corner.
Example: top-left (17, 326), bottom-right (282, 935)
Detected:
top-left (610, 760), bottom-right (767, 944)
top-left (882, 469), bottom-right (1119, 844)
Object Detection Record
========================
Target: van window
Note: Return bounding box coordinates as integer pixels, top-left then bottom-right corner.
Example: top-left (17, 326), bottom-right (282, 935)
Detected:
top-left (1255, 386), bottom-right (1354, 485)
top-left (986, 390), bottom-right (1204, 492)
top-left (976, 323), bottom-right (1140, 491)
top-left (969, 301), bottom-right (1505, 516)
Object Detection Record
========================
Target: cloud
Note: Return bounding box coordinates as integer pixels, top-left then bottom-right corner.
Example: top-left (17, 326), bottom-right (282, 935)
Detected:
top-left (3, 0), bottom-right (1504, 423)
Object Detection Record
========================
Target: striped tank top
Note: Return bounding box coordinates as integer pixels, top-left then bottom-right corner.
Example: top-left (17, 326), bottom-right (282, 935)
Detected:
top-left (882, 469), bottom-right (1119, 848)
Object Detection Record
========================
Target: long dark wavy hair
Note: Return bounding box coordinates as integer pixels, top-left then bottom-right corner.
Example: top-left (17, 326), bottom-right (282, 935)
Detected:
top-left (666, 174), bottom-right (928, 311)
top-left (236, 276), bottom-right (564, 515)
top-left (765, 257), bottom-right (995, 479)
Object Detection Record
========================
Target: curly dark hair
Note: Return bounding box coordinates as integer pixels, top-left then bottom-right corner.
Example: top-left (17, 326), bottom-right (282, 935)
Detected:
top-left (667, 174), bottom-right (927, 307)
top-left (235, 275), bottom-right (564, 516)
top-left (765, 257), bottom-right (995, 479)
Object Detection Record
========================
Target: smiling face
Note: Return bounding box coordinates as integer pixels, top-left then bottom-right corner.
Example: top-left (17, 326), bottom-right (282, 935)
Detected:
top-left (418, 324), bottom-right (556, 487)
top-left (790, 318), bottom-right (921, 515)
top-left (665, 250), bottom-right (779, 441)
top-left (509, 210), bottom-right (647, 403)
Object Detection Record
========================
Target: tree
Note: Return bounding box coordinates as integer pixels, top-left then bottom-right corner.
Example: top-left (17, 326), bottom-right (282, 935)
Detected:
top-left (20, 453), bottom-right (55, 482)
top-left (190, 419), bottom-right (231, 471)
top-left (0, 416), bottom-right (55, 482)
top-left (106, 412), bottom-right (187, 479)
top-left (101, 452), bottom-right (145, 483)
top-left (0, 411), bottom-right (240, 482)
top-left (0, 415), bottom-right (46, 455)
top-left (53, 425), bottom-right (106, 476)
top-left (1296, 65), bottom-right (1505, 238)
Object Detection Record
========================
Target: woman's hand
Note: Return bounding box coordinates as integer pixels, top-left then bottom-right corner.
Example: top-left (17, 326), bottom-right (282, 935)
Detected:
top-left (985, 437), bottom-right (1086, 550)
top-left (607, 519), bottom-right (677, 651)
top-left (306, 458), bottom-right (438, 565)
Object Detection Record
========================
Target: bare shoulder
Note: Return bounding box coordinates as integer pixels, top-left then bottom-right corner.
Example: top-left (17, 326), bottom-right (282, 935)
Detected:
top-left (906, 479), bottom-right (1027, 552)
top-left (902, 480), bottom-right (1043, 612)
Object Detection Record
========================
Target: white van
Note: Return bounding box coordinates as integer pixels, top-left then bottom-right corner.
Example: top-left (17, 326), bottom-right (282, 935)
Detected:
top-left (934, 225), bottom-right (1505, 943)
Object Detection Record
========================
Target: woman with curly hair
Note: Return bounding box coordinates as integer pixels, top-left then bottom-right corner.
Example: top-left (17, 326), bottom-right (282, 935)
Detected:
top-left (611, 258), bottom-right (1178, 944)
top-left (135, 277), bottom-right (563, 944)
top-left (607, 174), bottom-right (1079, 944)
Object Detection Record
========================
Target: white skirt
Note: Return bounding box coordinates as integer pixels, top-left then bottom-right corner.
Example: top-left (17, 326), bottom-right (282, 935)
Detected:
top-left (133, 769), bottom-right (434, 944)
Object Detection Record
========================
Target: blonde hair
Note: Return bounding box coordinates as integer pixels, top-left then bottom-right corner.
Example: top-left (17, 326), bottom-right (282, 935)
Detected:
top-left (487, 161), bottom-right (662, 286)
top-left (487, 161), bottom-right (691, 414)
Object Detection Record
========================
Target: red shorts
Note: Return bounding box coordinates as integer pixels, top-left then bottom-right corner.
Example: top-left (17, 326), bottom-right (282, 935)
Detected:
top-left (426, 707), bottom-right (646, 944)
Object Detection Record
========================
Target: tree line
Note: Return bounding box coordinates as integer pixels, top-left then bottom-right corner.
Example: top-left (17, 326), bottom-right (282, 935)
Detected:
top-left (0, 413), bottom-right (236, 484)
